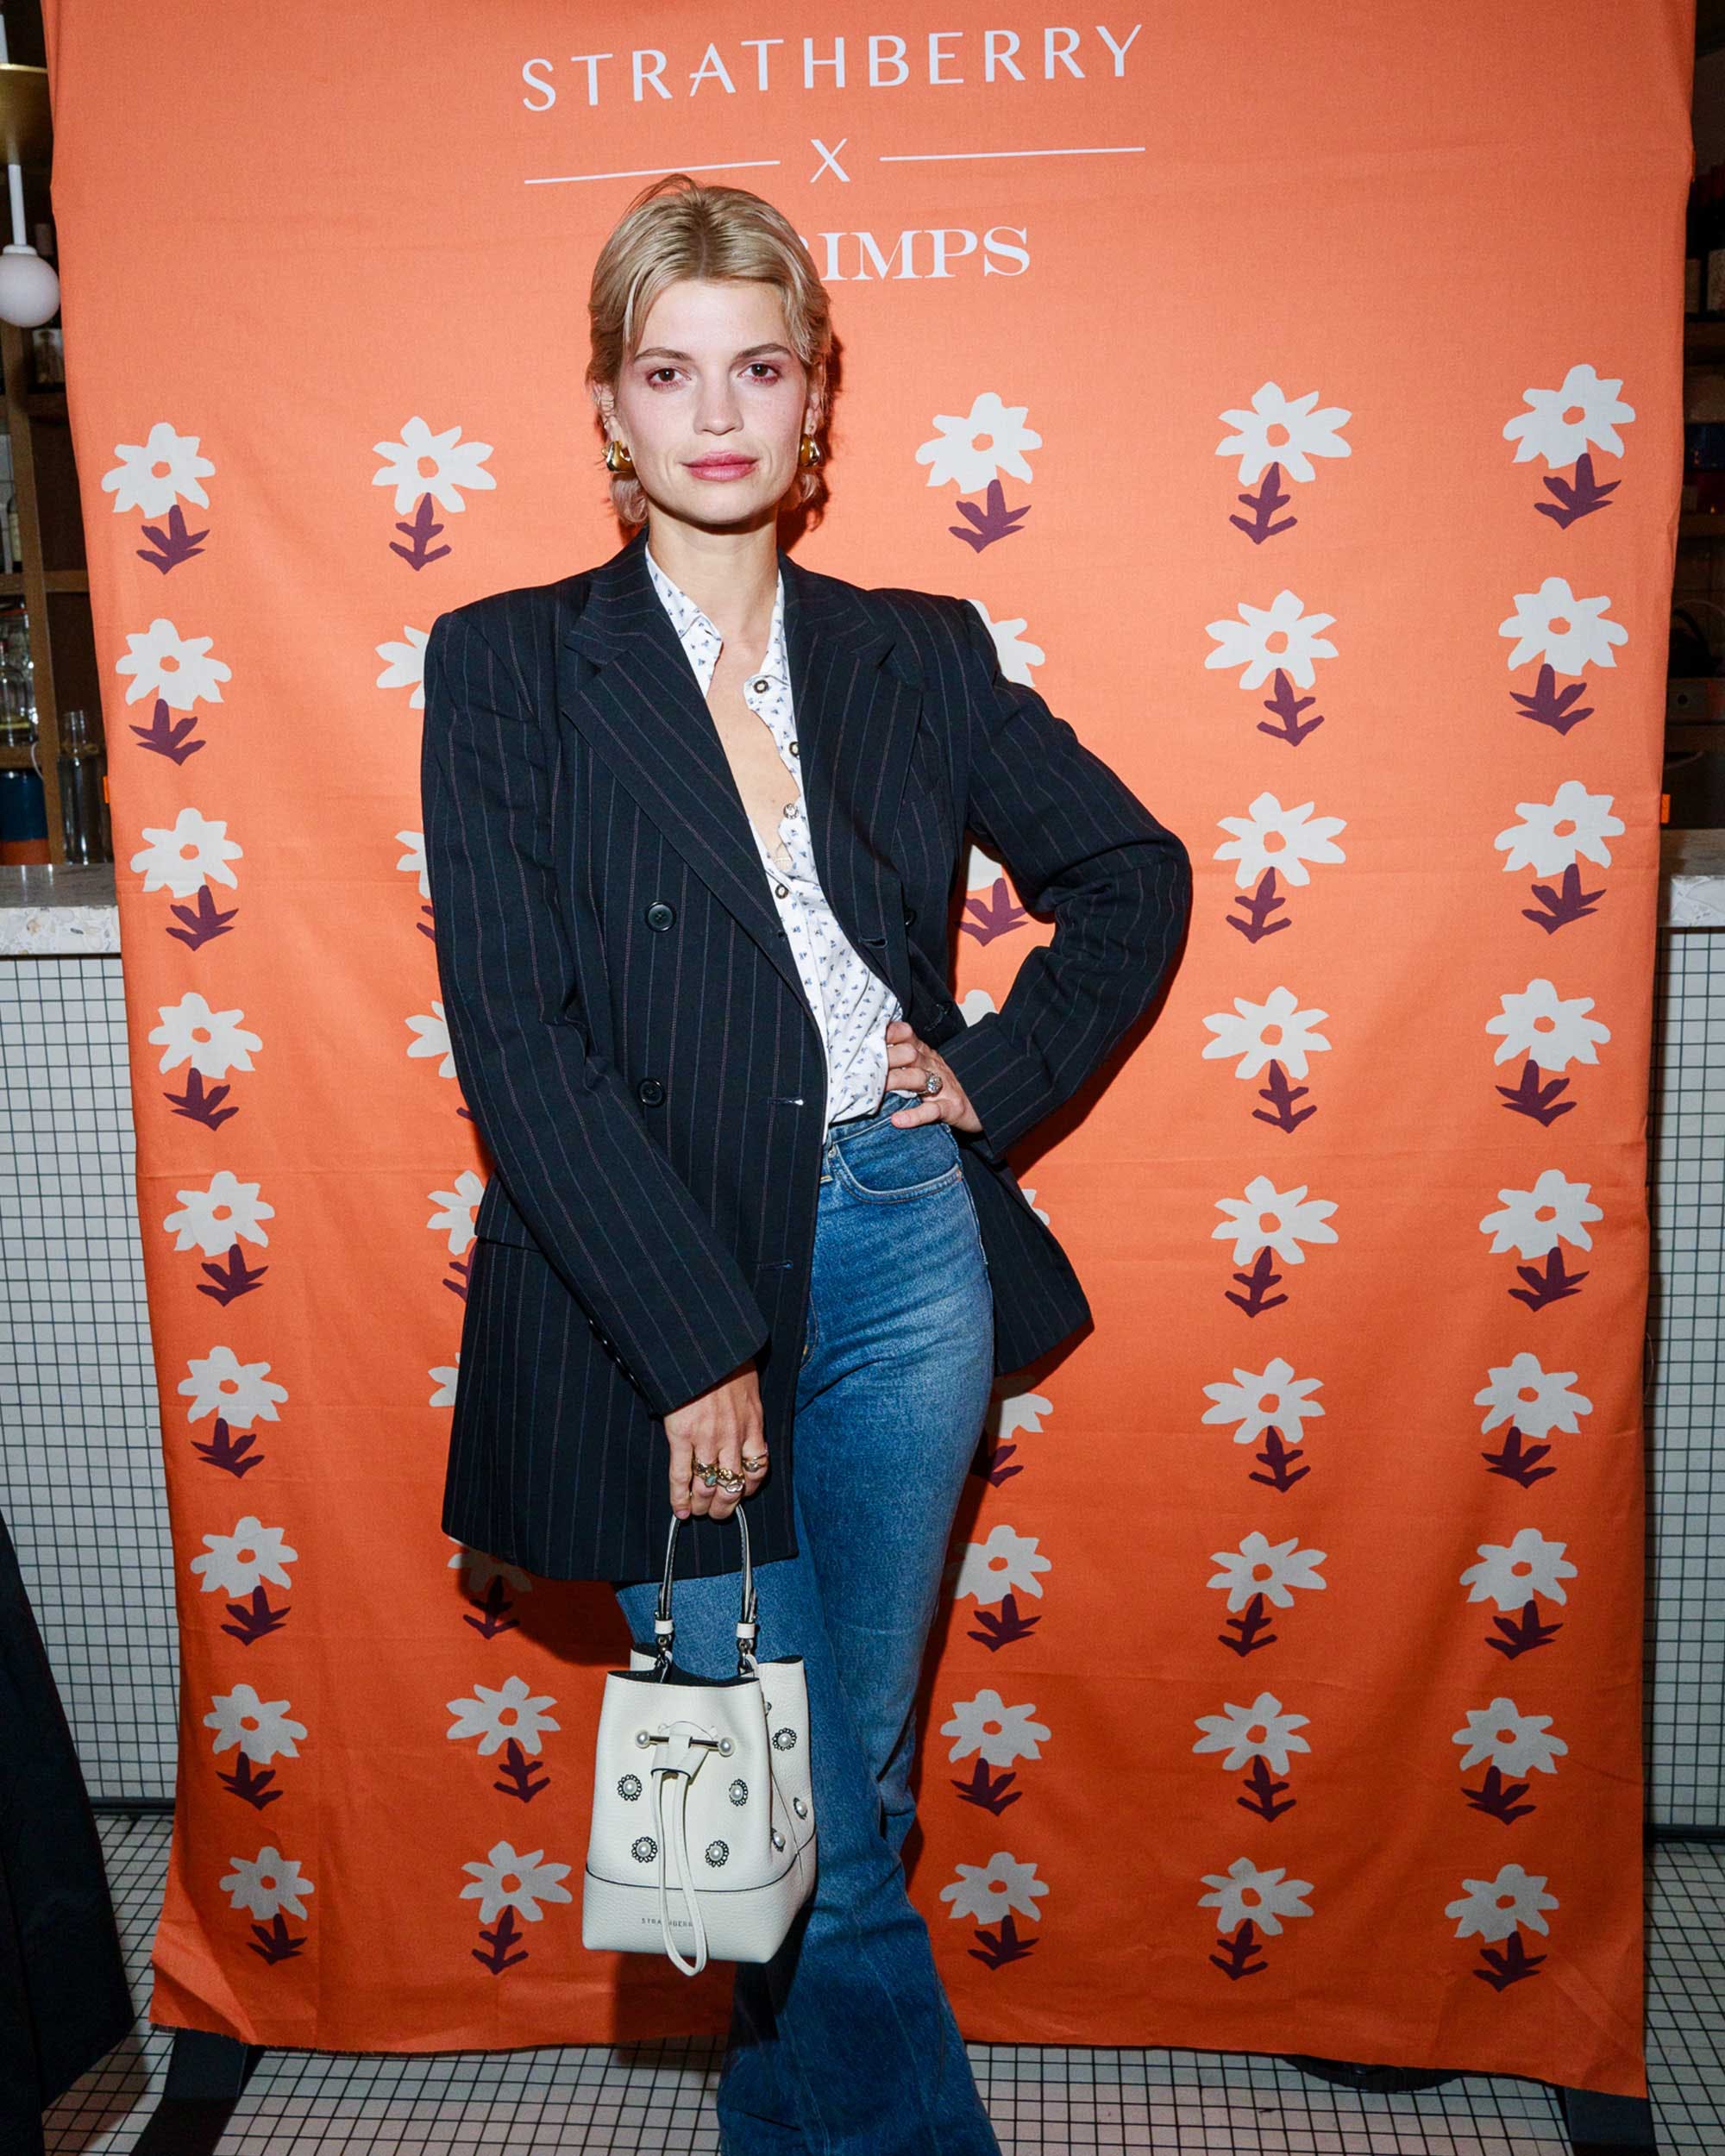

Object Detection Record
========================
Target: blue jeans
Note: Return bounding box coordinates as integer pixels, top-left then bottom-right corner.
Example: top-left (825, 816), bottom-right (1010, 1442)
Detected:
top-left (612, 1090), bottom-right (1001, 2156)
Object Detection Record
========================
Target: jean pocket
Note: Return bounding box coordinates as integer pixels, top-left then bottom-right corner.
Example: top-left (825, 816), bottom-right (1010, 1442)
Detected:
top-left (830, 1118), bottom-right (963, 1203)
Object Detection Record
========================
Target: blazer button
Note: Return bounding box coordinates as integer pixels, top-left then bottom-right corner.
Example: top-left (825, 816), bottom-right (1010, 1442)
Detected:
top-left (637, 1076), bottom-right (666, 1106)
top-left (644, 899), bottom-right (675, 931)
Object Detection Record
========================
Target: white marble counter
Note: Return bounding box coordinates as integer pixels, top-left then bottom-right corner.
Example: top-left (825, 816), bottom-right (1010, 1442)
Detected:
top-left (1664, 827), bottom-right (1725, 927)
top-left (0, 862), bottom-right (119, 954)
top-left (3, 839), bottom-right (1725, 955)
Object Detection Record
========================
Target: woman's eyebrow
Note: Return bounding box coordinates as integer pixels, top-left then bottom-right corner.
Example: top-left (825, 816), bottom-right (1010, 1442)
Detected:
top-left (633, 342), bottom-right (794, 362)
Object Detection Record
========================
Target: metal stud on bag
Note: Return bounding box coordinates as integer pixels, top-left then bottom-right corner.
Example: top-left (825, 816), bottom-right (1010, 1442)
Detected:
top-left (581, 1505), bottom-right (817, 1977)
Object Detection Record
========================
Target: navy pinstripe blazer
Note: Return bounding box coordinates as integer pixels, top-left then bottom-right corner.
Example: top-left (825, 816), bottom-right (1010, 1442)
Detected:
top-left (420, 523), bottom-right (1191, 1585)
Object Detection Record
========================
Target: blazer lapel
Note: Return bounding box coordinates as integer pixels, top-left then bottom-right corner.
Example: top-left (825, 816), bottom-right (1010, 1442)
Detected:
top-left (556, 526), bottom-right (925, 1020)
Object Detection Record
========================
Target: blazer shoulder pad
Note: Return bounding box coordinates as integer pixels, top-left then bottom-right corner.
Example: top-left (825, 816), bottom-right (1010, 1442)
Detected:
top-left (428, 569), bottom-right (599, 668)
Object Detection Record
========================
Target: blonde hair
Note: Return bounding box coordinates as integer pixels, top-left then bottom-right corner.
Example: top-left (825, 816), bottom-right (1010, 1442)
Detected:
top-left (586, 172), bottom-right (832, 528)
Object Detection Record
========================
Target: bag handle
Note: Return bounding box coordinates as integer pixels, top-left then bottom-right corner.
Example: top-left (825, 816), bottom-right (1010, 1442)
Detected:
top-left (649, 1505), bottom-right (758, 1677)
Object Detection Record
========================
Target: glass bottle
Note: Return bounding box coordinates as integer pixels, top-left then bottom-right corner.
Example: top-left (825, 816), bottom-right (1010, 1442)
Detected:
top-left (57, 706), bottom-right (110, 864)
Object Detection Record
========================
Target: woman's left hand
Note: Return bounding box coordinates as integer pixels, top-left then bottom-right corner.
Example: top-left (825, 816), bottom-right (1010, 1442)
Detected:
top-left (882, 1017), bottom-right (986, 1138)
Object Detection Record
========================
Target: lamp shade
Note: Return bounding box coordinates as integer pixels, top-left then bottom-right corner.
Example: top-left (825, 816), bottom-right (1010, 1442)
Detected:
top-left (0, 244), bottom-right (58, 328)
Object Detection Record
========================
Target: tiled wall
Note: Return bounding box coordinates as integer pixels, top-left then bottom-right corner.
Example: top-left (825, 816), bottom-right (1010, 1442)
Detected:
top-left (3, 943), bottom-right (1722, 1825)
top-left (0, 956), bottom-right (177, 1802)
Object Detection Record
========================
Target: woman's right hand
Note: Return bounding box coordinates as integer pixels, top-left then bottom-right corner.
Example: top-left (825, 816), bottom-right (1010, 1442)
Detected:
top-left (662, 1357), bottom-right (768, 1521)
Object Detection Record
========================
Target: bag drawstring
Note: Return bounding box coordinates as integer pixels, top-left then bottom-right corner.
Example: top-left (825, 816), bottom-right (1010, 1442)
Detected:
top-left (648, 1720), bottom-right (715, 1975)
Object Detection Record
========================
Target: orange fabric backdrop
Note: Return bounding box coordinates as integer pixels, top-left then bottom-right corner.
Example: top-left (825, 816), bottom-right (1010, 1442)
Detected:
top-left (44, 0), bottom-right (1681, 2096)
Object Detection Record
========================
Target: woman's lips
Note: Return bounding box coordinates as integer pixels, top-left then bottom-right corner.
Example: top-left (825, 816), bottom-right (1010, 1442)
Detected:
top-left (687, 456), bottom-right (756, 480)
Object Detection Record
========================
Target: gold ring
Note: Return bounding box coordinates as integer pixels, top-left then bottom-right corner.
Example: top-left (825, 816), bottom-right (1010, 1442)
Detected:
top-left (741, 1452), bottom-right (768, 1473)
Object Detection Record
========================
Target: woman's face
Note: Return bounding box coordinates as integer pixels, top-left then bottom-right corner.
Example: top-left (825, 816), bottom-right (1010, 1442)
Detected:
top-left (599, 276), bottom-right (815, 533)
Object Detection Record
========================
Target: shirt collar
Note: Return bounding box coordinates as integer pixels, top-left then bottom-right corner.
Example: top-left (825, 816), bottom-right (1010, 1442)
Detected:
top-left (644, 542), bottom-right (788, 684)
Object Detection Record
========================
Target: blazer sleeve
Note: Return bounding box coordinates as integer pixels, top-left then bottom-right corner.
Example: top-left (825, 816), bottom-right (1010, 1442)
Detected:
top-left (420, 603), bottom-right (772, 1420)
top-left (936, 596), bottom-right (1193, 1166)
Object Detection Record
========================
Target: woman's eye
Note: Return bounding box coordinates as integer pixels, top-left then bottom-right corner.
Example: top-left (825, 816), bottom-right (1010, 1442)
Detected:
top-left (746, 363), bottom-right (780, 380)
top-left (646, 367), bottom-right (679, 385)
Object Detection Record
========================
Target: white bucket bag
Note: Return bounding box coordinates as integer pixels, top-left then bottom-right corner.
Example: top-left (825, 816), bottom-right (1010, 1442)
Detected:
top-left (580, 1507), bottom-right (818, 1975)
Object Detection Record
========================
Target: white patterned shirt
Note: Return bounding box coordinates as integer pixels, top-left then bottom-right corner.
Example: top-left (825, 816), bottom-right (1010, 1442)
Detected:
top-left (644, 544), bottom-right (905, 1130)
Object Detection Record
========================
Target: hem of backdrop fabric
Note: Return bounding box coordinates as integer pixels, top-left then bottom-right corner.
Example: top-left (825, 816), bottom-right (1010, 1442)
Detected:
top-left (144, 1938), bottom-right (1647, 2099)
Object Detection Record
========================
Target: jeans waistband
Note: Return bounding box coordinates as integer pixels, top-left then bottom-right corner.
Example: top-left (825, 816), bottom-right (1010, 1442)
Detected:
top-left (825, 1088), bottom-right (923, 1145)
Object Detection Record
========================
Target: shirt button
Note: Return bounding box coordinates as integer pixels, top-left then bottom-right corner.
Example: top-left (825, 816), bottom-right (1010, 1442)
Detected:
top-left (788, 742), bottom-right (800, 755)
top-left (775, 883), bottom-right (788, 898)
top-left (754, 677), bottom-right (769, 693)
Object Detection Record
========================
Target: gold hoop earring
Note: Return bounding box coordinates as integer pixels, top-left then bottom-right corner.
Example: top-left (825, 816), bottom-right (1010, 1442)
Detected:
top-left (604, 436), bottom-right (634, 474)
top-left (798, 431), bottom-right (823, 469)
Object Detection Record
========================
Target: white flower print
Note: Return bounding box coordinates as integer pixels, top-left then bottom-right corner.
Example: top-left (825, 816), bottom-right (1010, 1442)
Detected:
top-left (406, 1001), bottom-right (457, 1078)
top-left (147, 992), bottom-right (262, 1078)
top-left (941, 1689), bottom-right (1051, 1767)
top-left (1498, 576), bottom-right (1627, 675)
top-left (1205, 591), bottom-right (1337, 690)
top-left (1201, 986), bottom-right (1331, 1080)
top-left (995, 1388), bottom-right (1053, 1441)
top-left (1214, 793), bottom-right (1347, 890)
top-left (953, 1523), bottom-right (1052, 1603)
top-left (1201, 1356), bottom-right (1326, 1447)
top-left (964, 845), bottom-right (1006, 893)
top-left (447, 1676), bottom-right (561, 1757)
top-left (129, 808), bottom-right (243, 898)
top-left (1192, 1691), bottom-right (1311, 1776)
top-left (1485, 979), bottom-right (1610, 1070)
top-left (448, 1540), bottom-right (534, 1595)
top-left (102, 421), bottom-right (216, 517)
top-left (1502, 363), bottom-right (1635, 467)
top-left (163, 1170), bottom-right (275, 1257)
top-left (1478, 1169), bottom-right (1603, 1260)
top-left (178, 1344), bottom-right (289, 1426)
top-left (397, 829), bottom-right (430, 897)
top-left (1216, 382), bottom-right (1352, 484)
top-left (459, 1840), bottom-right (573, 1925)
top-left (190, 1516), bottom-right (298, 1597)
top-left (963, 599), bottom-right (1044, 685)
top-left (1473, 1351), bottom-right (1593, 1440)
top-left (915, 392), bottom-right (1042, 492)
top-left (1212, 1175), bottom-right (1338, 1266)
top-left (1445, 1864), bottom-right (1559, 1942)
top-left (205, 1684), bottom-right (308, 1764)
top-left (429, 1169), bottom-right (486, 1257)
top-left (430, 1361), bottom-right (461, 1409)
top-left (1208, 1531), bottom-right (1327, 1614)
top-left (221, 1846), bottom-right (314, 1921)
top-left (1198, 1857), bottom-right (1313, 1937)
top-left (1459, 1527), bottom-right (1578, 1610)
top-left (376, 626), bottom-right (430, 708)
top-left (1452, 1698), bottom-right (1568, 1777)
top-left (1493, 780), bottom-right (1625, 876)
top-left (372, 415), bottom-right (496, 515)
top-left (114, 618), bottom-right (232, 710)
top-left (939, 1851), bottom-right (1050, 1925)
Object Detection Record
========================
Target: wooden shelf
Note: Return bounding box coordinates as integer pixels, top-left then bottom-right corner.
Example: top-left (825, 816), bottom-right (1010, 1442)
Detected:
top-left (0, 66), bottom-right (49, 169)
top-left (0, 568), bottom-right (86, 594)
top-left (1, 309), bottom-right (104, 867)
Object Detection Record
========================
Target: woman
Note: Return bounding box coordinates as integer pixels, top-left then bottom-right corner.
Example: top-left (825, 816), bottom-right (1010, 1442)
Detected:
top-left (421, 172), bottom-right (1190, 2156)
